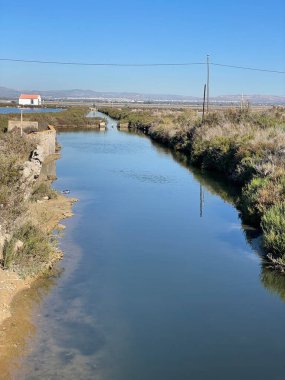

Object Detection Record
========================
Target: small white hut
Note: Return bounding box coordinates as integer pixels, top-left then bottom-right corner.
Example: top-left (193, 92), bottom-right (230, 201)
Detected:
top-left (19, 94), bottom-right (42, 106)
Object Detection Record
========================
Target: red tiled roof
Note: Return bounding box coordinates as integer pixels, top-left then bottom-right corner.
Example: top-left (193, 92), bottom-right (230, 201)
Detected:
top-left (19, 94), bottom-right (41, 99)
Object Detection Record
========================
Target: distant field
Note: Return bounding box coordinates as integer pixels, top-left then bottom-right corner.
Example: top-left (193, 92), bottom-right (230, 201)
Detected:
top-left (0, 99), bottom-right (280, 111)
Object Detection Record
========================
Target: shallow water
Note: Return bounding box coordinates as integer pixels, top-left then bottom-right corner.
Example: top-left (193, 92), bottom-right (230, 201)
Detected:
top-left (19, 114), bottom-right (285, 379)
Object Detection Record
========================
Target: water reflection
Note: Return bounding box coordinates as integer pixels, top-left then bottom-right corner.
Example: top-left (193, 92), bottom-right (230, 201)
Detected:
top-left (154, 144), bottom-right (240, 205)
top-left (261, 267), bottom-right (285, 302)
top-left (0, 268), bottom-right (62, 380)
top-left (124, 128), bottom-right (285, 306)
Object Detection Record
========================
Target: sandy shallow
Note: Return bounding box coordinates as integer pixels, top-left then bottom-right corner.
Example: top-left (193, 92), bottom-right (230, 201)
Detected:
top-left (0, 194), bottom-right (77, 379)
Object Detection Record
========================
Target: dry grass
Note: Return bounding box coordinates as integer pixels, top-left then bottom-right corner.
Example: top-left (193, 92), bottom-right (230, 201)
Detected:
top-left (0, 132), bottom-right (36, 230)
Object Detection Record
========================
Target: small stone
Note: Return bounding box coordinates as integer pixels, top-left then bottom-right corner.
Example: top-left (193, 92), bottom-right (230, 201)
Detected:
top-left (14, 240), bottom-right (24, 252)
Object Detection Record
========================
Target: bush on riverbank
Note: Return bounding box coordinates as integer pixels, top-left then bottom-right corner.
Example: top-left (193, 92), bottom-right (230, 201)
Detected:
top-left (99, 106), bottom-right (285, 266)
top-left (3, 222), bottom-right (53, 276)
top-left (0, 132), bottom-right (36, 228)
top-left (262, 202), bottom-right (285, 259)
top-left (31, 182), bottom-right (58, 202)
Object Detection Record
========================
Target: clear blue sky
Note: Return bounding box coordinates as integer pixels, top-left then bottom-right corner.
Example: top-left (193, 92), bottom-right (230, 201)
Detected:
top-left (1, 0), bottom-right (284, 96)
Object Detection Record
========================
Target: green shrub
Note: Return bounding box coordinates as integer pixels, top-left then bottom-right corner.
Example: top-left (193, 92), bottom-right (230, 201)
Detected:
top-left (3, 222), bottom-right (53, 276)
top-left (0, 153), bottom-right (22, 187)
top-left (31, 182), bottom-right (58, 201)
top-left (0, 134), bottom-right (36, 228)
top-left (262, 202), bottom-right (285, 258)
top-left (241, 176), bottom-right (285, 224)
top-left (234, 156), bottom-right (258, 183)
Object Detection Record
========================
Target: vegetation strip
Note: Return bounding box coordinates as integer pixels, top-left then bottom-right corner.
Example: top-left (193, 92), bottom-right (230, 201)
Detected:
top-left (0, 106), bottom-right (103, 132)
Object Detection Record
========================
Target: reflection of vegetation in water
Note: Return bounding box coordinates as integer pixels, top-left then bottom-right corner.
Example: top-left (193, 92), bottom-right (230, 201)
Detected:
top-left (58, 127), bottom-right (106, 133)
top-left (261, 266), bottom-right (285, 302)
top-left (151, 135), bottom-right (266, 253)
top-left (165, 136), bottom-right (285, 304)
top-left (0, 266), bottom-right (63, 380)
top-left (150, 137), bottom-right (240, 205)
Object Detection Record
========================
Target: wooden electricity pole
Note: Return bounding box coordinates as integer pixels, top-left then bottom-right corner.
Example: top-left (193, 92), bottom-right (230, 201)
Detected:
top-left (206, 54), bottom-right (210, 112)
top-left (241, 92), bottom-right (244, 110)
top-left (20, 109), bottom-right (23, 136)
top-left (202, 84), bottom-right (206, 123)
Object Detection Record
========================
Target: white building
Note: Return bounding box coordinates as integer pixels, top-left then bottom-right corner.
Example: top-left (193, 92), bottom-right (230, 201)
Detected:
top-left (19, 94), bottom-right (42, 106)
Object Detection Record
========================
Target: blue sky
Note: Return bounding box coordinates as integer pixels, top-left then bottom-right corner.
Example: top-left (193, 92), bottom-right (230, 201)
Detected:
top-left (1, 0), bottom-right (284, 96)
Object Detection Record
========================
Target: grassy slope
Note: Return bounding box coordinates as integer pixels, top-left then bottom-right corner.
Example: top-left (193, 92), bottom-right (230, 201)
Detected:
top-left (99, 106), bottom-right (285, 267)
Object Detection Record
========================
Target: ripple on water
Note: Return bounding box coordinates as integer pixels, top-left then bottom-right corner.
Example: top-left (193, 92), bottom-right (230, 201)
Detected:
top-left (115, 169), bottom-right (174, 184)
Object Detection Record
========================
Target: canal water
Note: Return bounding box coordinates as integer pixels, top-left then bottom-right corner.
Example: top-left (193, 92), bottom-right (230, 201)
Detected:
top-left (18, 114), bottom-right (285, 379)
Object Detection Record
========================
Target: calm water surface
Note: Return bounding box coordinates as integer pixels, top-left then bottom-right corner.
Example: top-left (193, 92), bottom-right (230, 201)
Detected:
top-left (20, 114), bottom-right (285, 379)
top-left (0, 107), bottom-right (63, 114)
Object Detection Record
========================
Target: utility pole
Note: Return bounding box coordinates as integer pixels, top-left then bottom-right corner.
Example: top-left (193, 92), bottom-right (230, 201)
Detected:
top-left (202, 84), bottom-right (206, 123)
top-left (206, 54), bottom-right (210, 112)
top-left (20, 109), bottom-right (23, 136)
top-left (241, 92), bottom-right (244, 110)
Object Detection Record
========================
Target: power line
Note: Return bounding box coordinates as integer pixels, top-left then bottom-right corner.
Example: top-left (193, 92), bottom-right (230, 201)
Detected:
top-left (211, 63), bottom-right (285, 74)
top-left (0, 58), bottom-right (205, 67)
top-left (0, 58), bottom-right (284, 74)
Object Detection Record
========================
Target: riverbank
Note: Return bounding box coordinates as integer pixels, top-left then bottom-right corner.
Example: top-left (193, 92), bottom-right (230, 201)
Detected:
top-left (0, 192), bottom-right (76, 379)
top-left (0, 109), bottom-right (80, 321)
top-left (99, 106), bottom-right (285, 269)
top-left (0, 105), bottom-right (95, 274)
top-left (0, 192), bottom-right (76, 322)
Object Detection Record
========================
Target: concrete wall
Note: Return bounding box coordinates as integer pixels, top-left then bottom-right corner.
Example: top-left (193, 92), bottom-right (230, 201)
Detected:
top-left (39, 157), bottom-right (57, 181)
top-left (19, 98), bottom-right (41, 106)
top-left (8, 120), bottom-right (38, 133)
top-left (118, 122), bottom-right (129, 130)
top-left (27, 125), bottom-right (56, 161)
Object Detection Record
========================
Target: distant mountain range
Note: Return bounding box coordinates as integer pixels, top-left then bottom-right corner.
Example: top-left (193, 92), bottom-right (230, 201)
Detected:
top-left (0, 86), bottom-right (284, 104)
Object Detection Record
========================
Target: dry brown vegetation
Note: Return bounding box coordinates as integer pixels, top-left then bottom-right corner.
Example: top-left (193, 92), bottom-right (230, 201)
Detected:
top-left (0, 132), bottom-right (36, 230)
